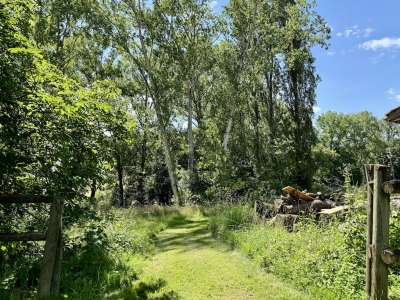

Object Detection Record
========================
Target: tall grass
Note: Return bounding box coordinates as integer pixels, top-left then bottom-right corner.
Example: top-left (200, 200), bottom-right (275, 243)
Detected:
top-left (0, 205), bottom-right (191, 300)
top-left (208, 195), bottom-right (400, 299)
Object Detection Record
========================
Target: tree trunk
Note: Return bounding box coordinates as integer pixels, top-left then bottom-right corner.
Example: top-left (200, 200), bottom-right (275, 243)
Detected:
top-left (115, 150), bottom-right (124, 207)
top-left (188, 86), bottom-right (194, 171)
top-left (222, 102), bottom-right (236, 151)
top-left (133, 2), bottom-right (180, 204)
top-left (90, 179), bottom-right (96, 200)
top-left (160, 127), bottom-right (180, 204)
top-left (138, 131), bottom-right (147, 204)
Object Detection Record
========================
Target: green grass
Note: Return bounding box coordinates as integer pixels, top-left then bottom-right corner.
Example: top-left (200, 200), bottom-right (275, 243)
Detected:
top-left (111, 211), bottom-right (310, 300)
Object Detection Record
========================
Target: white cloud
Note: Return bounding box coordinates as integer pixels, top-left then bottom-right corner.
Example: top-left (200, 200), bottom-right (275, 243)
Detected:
top-left (387, 88), bottom-right (396, 95)
top-left (336, 32), bottom-right (343, 37)
top-left (345, 29), bottom-right (353, 37)
top-left (370, 52), bottom-right (385, 63)
top-left (327, 51), bottom-right (335, 56)
top-left (313, 106), bottom-right (321, 113)
top-left (343, 25), bottom-right (373, 38)
top-left (386, 88), bottom-right (400, 102)
top-left (364, 27), bottom-right (376, 37)
top-left (359, 37), bottom-right (400, 51)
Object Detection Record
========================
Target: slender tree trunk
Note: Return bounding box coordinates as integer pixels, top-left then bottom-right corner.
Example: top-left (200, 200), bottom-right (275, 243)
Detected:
top-left (115, 151), bottom-right (124, 207)
top-left (188, 87), bottom-right (194, 171)
top-left (132, 0), bottom-right (180, 203)
top-left (253, 87), bottom-right (262, 173)
top-left (222, 2), bottom-right (258, 151)
top-left (222, 102), bottom-right (236, 151)
top-left (138, 131), bottom-right (147, 203)
top-left (160, 125), bottom-right (180, 204)
top-left (90, 179), bottom-right (96, 200)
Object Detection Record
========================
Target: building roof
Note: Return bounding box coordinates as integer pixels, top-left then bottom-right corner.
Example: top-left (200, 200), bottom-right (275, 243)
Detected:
top-left (385, 106), bottom-right (400, 124)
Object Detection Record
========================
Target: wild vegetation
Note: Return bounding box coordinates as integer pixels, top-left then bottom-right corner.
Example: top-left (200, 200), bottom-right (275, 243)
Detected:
top-left (2, 0), bottom-right (400, 299)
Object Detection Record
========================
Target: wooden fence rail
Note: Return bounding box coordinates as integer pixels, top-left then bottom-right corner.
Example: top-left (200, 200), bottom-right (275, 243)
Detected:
top-left (0, 195), bottom-right (64, 299)
top-left (365, 165), bottom-right (400, 300)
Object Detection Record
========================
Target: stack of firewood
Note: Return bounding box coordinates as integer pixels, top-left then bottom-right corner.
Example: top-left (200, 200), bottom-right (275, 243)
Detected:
top-left (274, 186), bottom-right (346, 215)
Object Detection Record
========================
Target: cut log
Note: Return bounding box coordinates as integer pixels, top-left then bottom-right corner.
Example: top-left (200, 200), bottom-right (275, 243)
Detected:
top-left (305, 193), bottom-right (318, 198)
top-left (320, 206), bottom-right (349, 215)
top-left (283, 199), bottom-right (332, 214)
top-left (382, 180), bottom-right (400, 194)
top-left (269, 214), bottom-right (300, 231)
top-left (255, 200), bottom-right (274, 219)
top-left (381, 249), bottom-right (400, 265)
top-left (326, 189), bottom-right (342, 198)
top-left (274, 199), bottom-right (284, 212)
top-left (282, 186), bottom-right (314, 201)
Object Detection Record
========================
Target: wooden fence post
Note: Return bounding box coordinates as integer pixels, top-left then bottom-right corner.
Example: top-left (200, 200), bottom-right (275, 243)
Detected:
top-left (370, 165), bottom-right (390, 300)
top-left (365, 165), bottom-right (374, 297)
top-left (37, 196), bottom-right (64, 299)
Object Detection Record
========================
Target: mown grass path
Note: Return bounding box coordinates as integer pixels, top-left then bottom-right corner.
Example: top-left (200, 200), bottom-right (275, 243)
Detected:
top-left (130, 215), bottom-right (310, 300)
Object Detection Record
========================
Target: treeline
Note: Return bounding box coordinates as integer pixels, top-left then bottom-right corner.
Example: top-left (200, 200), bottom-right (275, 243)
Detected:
top-left (1, 0), bottom-right (398, 208)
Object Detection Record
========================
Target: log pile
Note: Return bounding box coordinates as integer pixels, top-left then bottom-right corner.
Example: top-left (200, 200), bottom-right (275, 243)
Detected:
top-left (260, 186), bottom-right (348, 230)
top-left (274, 186), bottom-right (346, 215)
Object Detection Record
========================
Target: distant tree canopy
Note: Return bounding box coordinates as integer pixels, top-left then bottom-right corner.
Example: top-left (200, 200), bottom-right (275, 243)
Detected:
top-left (2, 0), bottom-right (397, 207)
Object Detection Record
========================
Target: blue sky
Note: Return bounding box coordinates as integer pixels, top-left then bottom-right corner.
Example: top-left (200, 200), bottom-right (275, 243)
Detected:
top-left (213, 0), bottom-right (400, 119)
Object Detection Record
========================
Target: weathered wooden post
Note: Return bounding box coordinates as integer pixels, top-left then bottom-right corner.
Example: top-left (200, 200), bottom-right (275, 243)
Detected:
top-left (365, 165), bottom-right (400, 299)
top-left (0, 195), bottom-right (64, 299)
top-left (37, 196), bottom-right (64, 299)
top-left (365, 165), bottom-right (390, 300)
top-left (365, 165), bottom-right (374, 296)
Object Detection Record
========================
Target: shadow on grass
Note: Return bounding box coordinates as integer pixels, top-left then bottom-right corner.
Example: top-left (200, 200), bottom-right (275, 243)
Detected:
top-left (165, 214), bottom-right (195, 228)
top-left (156, 219), bottom-right (215, 253)
top-left (105, 278), bottom-right (181, 300)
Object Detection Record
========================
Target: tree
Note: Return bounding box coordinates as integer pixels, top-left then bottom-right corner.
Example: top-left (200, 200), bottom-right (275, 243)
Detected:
top-left (315, 111), bottom-right (386, 186)
top-left (0, 0), bottom-right (133, 201)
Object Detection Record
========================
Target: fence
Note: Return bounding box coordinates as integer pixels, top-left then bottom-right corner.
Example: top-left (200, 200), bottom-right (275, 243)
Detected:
top-left (365, 165), bottom-right (400, 299)
top-left (0, 195), bottom-right (64, 299)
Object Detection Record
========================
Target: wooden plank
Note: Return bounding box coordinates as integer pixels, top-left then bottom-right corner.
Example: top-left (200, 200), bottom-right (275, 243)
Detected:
top-left (371, 165), bottom-right (390, 300)
top-left (282, 186), bottom-right (314, 201)
top-left (365, 164), bottom-right (374, 297)
top-left (37, 197), bottom-right (64, 299)
top-left (0, 195), bottom-right (55, 204)
top-left (319, 206), bottom-right (349, 215)
top-left (0, 232), bottom-right (46, 241)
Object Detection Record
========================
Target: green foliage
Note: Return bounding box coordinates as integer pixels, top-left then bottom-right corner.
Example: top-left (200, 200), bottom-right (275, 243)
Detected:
top-left (315, 111), bottom-right (386, 186)
top-left (0, 206), bottom-right (188, 299)
top-left (208, 191), bottom-right (400, 299)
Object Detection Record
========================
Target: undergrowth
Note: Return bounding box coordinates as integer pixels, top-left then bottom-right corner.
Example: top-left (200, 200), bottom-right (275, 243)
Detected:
top-left (208, 189), bottom-right (400, 300)
top-left (0, 205), bottom-right (192, 300)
